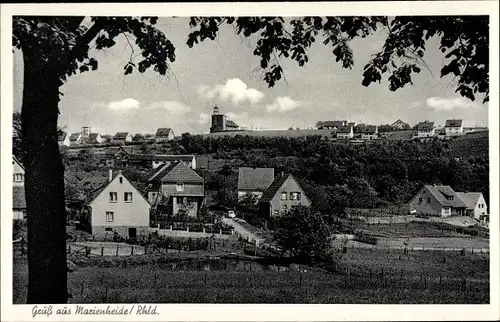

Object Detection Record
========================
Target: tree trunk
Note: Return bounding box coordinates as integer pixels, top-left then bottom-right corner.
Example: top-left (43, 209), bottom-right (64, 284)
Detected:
top-left (22, 54), bottom-right (68, 304)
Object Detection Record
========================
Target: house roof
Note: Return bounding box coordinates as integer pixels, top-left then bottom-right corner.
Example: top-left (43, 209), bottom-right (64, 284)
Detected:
top-left (69, 133), bottom-right (81, 141)
top-left (130, 154), bottom-right (194, 162)
top-left (88, 133), bottom-right (100, 140)
top-left (148, 162), bottom-right (203, 183)
top-left (337, 125), bottom-right (352, 133)
top-left (321, 120), bottom-right (347, 128)
top-left (58, 131), bottom-right (68, 141)
top-left (456, 192), bottom-right (483, 210)
top-left (113, 132), bottom-right (130, 139)
top-left (422, 185), bottom-right (467, 208)
top-left (361, 125), bottom-right (377, 134)
top-left (13, 186), bottom-right (26, 209)
top-left (391, 119), bottom-right (409, 126)
top-left (86, 172), bottom-right (150, 206)
top-left (155, 128), bottom-right (174, 137)
top-left (416, 121), bottom-right (434, 130)
top-left (237, 167), bottom-right (275, 191)
top-left (445, 119), bottom-right (463, 127)
top-left (226, 120), bottom-right (239, 128)
top-left (13, 156), bottom-right (24, 170)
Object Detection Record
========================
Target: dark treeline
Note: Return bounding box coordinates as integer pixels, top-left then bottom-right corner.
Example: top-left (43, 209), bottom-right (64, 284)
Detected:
top-left (176, 133), bottom-right (489, 214)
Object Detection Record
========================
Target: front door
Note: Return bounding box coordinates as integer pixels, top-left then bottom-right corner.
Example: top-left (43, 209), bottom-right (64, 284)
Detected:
top-left (128, 228), bottom-right (137, 239)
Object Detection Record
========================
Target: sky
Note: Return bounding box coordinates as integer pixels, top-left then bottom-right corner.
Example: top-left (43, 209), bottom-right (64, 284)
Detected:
top-left (13, 17), bottom-right (489, 136)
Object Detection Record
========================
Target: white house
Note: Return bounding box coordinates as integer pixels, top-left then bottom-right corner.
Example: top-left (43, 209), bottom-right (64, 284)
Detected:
top-left (445, 119), bottom-right (464, 137)
top-left (155, 128), bottom-right (175, 143)
top-left (336, 125), bottom-right (354, 139)
top-left (87, 170), bottom-right (151, 240)
top-left (12, 157), bottom-right (26, 220)
top-left (416, 121), bottom-right (435, 138)
top-left (113, 132), bottom-right (133, 144)
top-left (69, 132), bottom-right (83, 145)
top-left (409, 185), bottom-right (467, 217)
top-left (361, 125), bottom-right (378, 140)
top-left (456, 192), bottom-right (488, 221)
top-left (391, 119), bottom-right (410, 130)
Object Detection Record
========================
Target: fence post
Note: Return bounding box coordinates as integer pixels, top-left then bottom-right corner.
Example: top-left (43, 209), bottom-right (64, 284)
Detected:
top-left (131, 246), bottom-right (134, 256)
top-left (116, 246), bottom-right (119, 256)
top-left (101, 247), bottom-right (104, 256)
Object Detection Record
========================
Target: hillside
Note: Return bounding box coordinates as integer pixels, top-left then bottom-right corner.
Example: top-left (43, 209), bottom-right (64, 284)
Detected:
top-left (447, 131), bottom-right (489, 159)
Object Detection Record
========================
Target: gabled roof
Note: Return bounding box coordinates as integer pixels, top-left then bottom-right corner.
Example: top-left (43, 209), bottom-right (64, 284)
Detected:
top-left (86, 172), bottom-right (150, 206)
top-left (226, 120), bottom-right (239, 127)
top-left (456, 192), bottom-right (484, 210)
top-left (445, 119), bottom-right (463, 127)
top-left (237, 167), bottom-right (275, 191)
top-left (113, 132), bottom-right (130, 139)
top-left (13, 156), bottom-right (24, 170)
top-left (69, 133), bottom-right (81, 141)
top-left (13, 186), bottom-right (26, 209)
top-left (416, 121), bottom-right (434, 130)
top-left (129, 154), bottom-right (194, 162)
top-left (259, 173), bottom-right (310, 204)
top-left (421, 185), bottom-right (467, 208)
top-left (391, 119), bottom-right (409, 126)
top-left (148, 162), bottom-right (203, 184)
top-left (58, 131), bottom-right (68, 141)
top-left (155, 128), bottom-right (174, 137)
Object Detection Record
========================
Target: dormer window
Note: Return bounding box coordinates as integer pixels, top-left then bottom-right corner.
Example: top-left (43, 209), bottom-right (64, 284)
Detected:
top-left (176, 183), bottom-right (184, 192)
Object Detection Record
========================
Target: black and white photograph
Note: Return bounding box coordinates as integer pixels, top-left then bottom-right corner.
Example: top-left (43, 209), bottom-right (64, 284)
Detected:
top-left (1, 2), bottom-right (499, 321)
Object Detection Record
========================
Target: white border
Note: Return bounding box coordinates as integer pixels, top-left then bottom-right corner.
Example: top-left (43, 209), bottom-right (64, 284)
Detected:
top-left (1, 2), bottom-right (499, 321)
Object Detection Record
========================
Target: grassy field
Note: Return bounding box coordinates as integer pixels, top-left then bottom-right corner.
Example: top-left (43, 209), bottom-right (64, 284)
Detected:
top-left (13, 248), bottom-right (489, 304)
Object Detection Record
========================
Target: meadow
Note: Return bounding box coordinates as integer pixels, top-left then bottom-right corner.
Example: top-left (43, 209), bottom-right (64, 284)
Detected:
top-left (13, 247), bottom-right (489, 304)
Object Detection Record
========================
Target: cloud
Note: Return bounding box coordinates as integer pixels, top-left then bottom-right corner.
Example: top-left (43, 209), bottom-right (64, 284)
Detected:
top-left (199, 78), bottom-right (264, 105)
top-left (198, 112), bottom-right (210, 125)
top-left (148, 100), bottom-right (191, 114)
top-left (108, 98), bottom-right (140, 110)
top-left (425, 97), bottom-right (476, 111)
top-left (266, 96), bottom-right (300, 112)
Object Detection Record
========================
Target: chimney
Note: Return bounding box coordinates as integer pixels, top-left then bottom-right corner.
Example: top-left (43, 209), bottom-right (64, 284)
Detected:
top-left (108, 169), bottom-right (113, 182)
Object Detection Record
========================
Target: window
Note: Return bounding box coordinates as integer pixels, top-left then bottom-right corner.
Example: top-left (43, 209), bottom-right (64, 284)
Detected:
top-left (124, 192), bottom-right (133, 203)
top-left (13, 174), bottom-right (23, 182)
top-left (176, 183), bottom-right (184, 192)
top-left (427, 197), bottom-right (431, 203)
top-left (105, 228), bottom-right (113, 232)
top-left (109, 192), bottom-right (117, 202)
top-left (281, 192), bottom-right (287, 200)
top-left (290, 192), bottom-right (301, 201)
top-left (273, 209), bottom-right (280, 216)
top-left (418, 198), bottom-right (423, 203)
top-left (105, 211), bottom-right (114, 222)
top-left (119, 177), bottom-right (123, 184)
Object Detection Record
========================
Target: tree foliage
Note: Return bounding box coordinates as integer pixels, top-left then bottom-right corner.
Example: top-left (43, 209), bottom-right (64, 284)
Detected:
top-left (187, 16), bottom-right (488, 102)
top-left (273, 205), bottom-right (332, 263)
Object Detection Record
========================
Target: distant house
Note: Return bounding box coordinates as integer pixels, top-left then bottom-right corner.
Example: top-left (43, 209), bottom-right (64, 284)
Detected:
top-left (445, 119), bottom-right (464, 137)
top-left (155, 128), bottom-right (175, 143)
top-left (415, 121), bottom-right (435, 138)
top-left (69, 133), bottom-right (83, 145)
top-left (113, 132), bottom-right (133, 144)
top-left (88, 133), bottom-right (103, 144)
top-left (103, 146), bottom-right (135, 167)
top-left (237, 167), bottom-right (275, 202)
top-left (316, 120), bottom-right (347, 130)
top-left (463, 127), bottom-right (488, 134)
top-left (58, 131), bottom-right (70, 147)
top-left (210, 106), bottom-right (241, 133)
top-left (12, 157), bottom-right (26, 220)
top-left (361, 125), bottom-right (378, 140)
top-left (225, 120), bottom-right (240, 131)
top-left (147, 162), bottom-right (204, 218)
top-left (456, 192), bottom-right (488, 221)
top-left (258, 173), bottom-right (311, 220)
top-left (391, 119), bottom-right (410, 130)
top-left (128, 154), bottom-right (196, 169)
top-left (133, 133), bottom-right (145, 142)
top-left (86, 170), bottom-right (151, 240)
top-left (409, 185), bottom-right (467, 217)
top-left (336, 125), bottom-right (354, 139)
